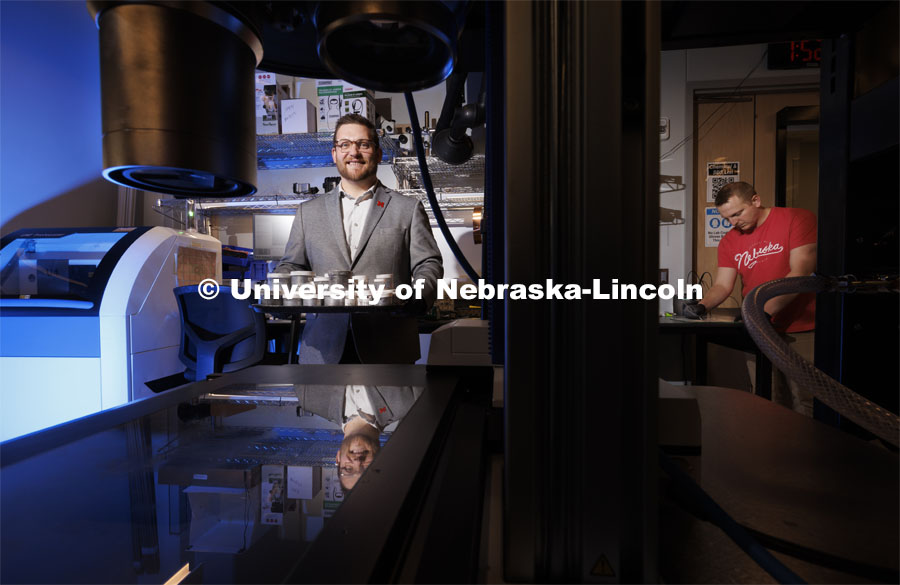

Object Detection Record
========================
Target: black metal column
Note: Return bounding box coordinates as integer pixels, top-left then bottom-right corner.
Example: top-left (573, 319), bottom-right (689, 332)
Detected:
top-left (503, 1), bottom-right (659, 581)
top-left (816, 36), bottom-right (853, 401)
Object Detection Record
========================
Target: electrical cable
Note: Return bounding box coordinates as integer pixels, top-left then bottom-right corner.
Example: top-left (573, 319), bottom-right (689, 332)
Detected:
top-left (659, 449), bottom-right (807, 584)
top-left (151, 206), bottom-right (187, 227)
top-left (743, 525), bottom-right (900, 583)
top-left (404, 92), bottom-right (480, 284)
top-left (662, 448), bottom-right (899, 582)
top-left (660, 50), bottom-right (769, 161)
top-left (694, 99), bottom-right (740, 148)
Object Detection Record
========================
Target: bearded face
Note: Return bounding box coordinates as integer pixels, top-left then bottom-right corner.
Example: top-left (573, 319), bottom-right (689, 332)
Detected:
top-left (332, 123), bottom-right (380, 184)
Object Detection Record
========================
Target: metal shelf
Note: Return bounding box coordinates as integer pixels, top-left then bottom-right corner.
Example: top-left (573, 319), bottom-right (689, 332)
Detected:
top-left (392, 155), bottom-right (485, 191)
top-left (158, 190), bottom-right (484, 217)
top-left (157, 194), bottom-right (316, 216)
top-left (157, 150), bottom-right (485, 219)
top-left (257, 133), bottom-right (402, 170)
top-left (398, 190), bottom-right (484, 208)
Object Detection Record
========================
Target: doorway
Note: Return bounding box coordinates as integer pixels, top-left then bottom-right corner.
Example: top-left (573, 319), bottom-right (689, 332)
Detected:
top-left (776, 105), bottom-right (820, 216)
top-left (692, 89), bottom-right (819, 303)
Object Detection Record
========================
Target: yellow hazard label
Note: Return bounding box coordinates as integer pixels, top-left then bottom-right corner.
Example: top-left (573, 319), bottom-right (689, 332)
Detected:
top-left (591, 554), bottom-right (616, 577)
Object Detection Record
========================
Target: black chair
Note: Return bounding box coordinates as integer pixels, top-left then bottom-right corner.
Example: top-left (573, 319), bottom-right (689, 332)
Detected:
top-left (174, 285), bottom-right (266, 382)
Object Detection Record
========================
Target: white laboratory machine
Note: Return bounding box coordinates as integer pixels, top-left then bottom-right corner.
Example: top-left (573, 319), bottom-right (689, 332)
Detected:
top-left (0, 226), bottom-right (221, 441)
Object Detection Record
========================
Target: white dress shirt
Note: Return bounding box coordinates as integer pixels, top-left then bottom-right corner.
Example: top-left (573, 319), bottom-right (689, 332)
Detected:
top-left (343, 384), bottom-right (378, 431)
top-left (339, 183), bottom-right (376, 260)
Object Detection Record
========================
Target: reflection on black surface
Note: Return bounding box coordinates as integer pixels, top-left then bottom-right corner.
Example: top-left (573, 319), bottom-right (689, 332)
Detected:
top-left (0, 382), bottom-right (423, 584)
top-left (293, 385), bottom-right (424, 492)
top-left (338, 417), bottom-right (380, 491)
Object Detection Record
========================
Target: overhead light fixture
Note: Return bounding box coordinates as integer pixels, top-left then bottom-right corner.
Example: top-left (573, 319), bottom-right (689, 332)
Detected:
top-left (88, 1), bottom-right (263, 197)
top-left (314, 1), bottom-right (459, 92)
top-left (432, 86), bottom-right (485, 165)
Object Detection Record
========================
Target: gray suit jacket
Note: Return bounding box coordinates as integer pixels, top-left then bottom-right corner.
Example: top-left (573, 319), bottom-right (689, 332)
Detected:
top-left (276, 183), bottom-right (443, 363)
top-left (294, 385), bottom-right (424, 429)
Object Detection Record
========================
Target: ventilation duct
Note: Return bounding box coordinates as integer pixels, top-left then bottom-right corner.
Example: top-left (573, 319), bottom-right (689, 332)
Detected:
top-left (88, 1), bottom-right (262, 197)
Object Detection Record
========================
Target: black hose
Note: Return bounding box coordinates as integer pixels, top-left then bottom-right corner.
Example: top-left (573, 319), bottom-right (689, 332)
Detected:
top-left (659, 450), bottom-right (807, 584)
top-left (404, 92), bottom-right (480, 284)
top-left (435, 70), bottom-right (468, 133)
top-left (744, 525), bottom-right (900, 583)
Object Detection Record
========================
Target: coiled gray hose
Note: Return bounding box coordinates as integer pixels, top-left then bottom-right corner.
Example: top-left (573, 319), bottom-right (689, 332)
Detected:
top-left (741, 275), bottom-right (899, 447)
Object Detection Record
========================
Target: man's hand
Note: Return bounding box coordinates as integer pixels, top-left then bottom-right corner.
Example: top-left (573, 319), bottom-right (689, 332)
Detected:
top-left (400, 298), bottom-right (427, 316)
top-left (681, 300), bottom-right (707, 319)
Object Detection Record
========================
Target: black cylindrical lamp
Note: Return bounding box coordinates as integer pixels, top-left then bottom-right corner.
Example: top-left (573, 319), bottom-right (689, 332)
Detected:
top-left (88, 1), bottom-right (262, 197)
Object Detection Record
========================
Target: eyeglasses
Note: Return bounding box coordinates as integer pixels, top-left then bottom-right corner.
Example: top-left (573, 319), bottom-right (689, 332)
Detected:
top-left (334, 139), bottom-right (378, 153)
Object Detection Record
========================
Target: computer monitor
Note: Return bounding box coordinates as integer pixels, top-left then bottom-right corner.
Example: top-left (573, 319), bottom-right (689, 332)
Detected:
top-left (252, 214), bottom-right (295, 261)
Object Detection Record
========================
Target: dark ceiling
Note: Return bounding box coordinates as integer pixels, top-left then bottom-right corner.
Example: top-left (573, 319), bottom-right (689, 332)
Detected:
top-left (660, 1), bottom-right (893, 50)
top-left (225, 1), bottom-right (892, 79)
top-left (226, 1), bottom-right (485, 80)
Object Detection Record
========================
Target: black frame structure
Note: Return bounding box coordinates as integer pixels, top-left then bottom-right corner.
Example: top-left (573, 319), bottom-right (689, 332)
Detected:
top-left (816, 28), bottom-right (899, 428)
top-left (503, 2), bottom-right (659, 582)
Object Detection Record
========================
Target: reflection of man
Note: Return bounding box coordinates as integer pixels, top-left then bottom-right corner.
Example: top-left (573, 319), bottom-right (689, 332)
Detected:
top-left (276, 113), bottom-right (443, 364)
top-left (336, 414), bottom-right (380, 492)
top-left (294, 384), bottom-right (424, 491)
top-left (683, 182), bottom-right (817, 414)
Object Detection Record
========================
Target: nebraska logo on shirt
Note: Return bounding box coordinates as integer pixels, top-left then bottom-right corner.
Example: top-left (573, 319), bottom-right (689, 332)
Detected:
top-left (734, 242), bottom-right (784, 269)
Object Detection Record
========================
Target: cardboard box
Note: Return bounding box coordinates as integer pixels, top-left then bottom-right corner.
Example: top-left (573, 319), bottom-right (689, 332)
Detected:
top-left (287, 465), bottom-right (322, 499)
top-left (317, 79), bottom-right (344, 132)
top-left (281, 99), bottom-right (317, 134)
top-left (316, 79), bottom-right (377, 132)
top-left (158, 461), bottom-right (260, 489)
top-left (256, 70), bottom-right (291, 135)
top-left (321, 467), bottom-right (344, 518)
top-left (184, 486), bottom-right (265, 553)
top-left (341, 82), bottom-right (376, 126)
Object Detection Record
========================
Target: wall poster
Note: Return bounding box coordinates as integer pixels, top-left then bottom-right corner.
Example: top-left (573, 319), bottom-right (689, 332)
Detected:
top-left (706, 161), bottom-right (740, 202)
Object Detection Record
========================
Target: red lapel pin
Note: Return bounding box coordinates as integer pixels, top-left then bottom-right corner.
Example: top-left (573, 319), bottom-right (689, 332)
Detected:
top-left (379, 407), bottom-right (387, 413)
top-left (377, 201), bottom-right (384, 207)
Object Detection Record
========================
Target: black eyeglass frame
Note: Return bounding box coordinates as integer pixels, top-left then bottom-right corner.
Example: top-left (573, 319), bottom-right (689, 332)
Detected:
top-left (332, 139), bottom-right (381, 153)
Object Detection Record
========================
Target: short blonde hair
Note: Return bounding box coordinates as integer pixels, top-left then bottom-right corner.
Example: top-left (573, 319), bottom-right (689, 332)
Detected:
top-left (715, 181), bottom-right (756, 206)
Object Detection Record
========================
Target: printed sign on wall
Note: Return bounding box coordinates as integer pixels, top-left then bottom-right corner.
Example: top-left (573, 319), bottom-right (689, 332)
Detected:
top-left (705, 207), bottom-right (733, 247)
top-left (261, 465), bottom-right (285, 525)
top-left (706, 161), bottom-right (740, 202)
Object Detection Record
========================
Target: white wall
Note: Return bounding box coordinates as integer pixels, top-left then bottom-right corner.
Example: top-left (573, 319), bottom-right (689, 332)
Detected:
top-left (685, 45), bottom-right (821, 83)
top-left (657, 43), bottom-right (819, 313)
top-left (659, 50), bottom-right (689, 314)
top-left (0, 1), bottom-right (118, 236)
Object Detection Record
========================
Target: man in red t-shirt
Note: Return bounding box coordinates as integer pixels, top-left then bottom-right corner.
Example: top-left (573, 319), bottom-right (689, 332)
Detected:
top-left (683, 181), bottom-right (817, 414)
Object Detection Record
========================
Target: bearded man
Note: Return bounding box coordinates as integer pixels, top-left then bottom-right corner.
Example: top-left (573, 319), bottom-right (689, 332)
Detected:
top-left (277, 114), bottom-right (443, 364)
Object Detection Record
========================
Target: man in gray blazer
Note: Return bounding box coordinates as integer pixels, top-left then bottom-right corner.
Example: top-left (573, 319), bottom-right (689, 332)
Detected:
top-left (294, 384), bottom-right (424, 491)
top-left (276, 114), bottom-right (443, 363)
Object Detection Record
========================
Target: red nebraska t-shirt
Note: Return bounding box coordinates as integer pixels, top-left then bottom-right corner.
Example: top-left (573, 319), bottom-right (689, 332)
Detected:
top-left (717, 207), bottom-right (817, 333)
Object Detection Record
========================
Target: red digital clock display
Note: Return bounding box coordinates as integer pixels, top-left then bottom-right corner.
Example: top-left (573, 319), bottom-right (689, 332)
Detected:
top-left (767, 40), bottom-right (822, 69)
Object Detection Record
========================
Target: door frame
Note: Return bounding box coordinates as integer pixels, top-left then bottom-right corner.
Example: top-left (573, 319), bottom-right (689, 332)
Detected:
top-left (775, 105), bottom-right (820, 207)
